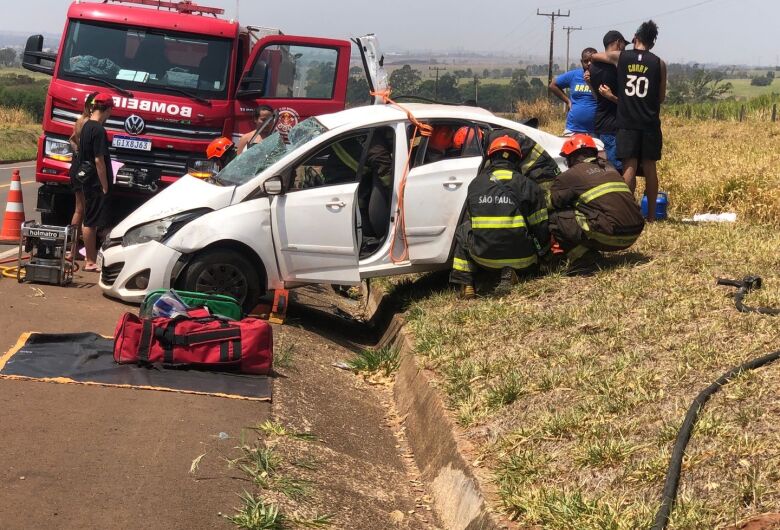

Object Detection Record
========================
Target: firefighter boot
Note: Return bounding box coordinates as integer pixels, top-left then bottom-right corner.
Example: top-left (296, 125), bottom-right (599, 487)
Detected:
top-left (494, 267), bottom-right (519, 296)
top-left (460, 283), bottom-right (476, 300)
top-left (566, 249), bottom-right (601, 276)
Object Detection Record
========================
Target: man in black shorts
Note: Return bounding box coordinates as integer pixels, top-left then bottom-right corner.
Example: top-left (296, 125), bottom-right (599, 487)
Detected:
top-left (591, 20), bottom-right (667, 220)
top-left (79, 92), bottom-right (114, 271)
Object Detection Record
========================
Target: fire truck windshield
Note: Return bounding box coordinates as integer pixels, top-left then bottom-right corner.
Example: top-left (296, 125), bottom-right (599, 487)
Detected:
top-left (217, 118), bottom-right (328, 186)
top-left (58, 20), bottom-right (232, 99)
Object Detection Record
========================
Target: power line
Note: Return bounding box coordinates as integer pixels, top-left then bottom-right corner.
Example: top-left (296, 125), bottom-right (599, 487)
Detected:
top-left (563, 26), bottom-right (582, 69)
top-left (582, 0), bottom-right (721, 30)
top-left (428, 66), bottom-right (447, 99)
top-left (537, 8), bottom-right (571, 87)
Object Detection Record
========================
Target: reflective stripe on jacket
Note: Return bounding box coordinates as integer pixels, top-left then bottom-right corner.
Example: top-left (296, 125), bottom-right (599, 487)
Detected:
top-left (550, 160), bottom-right (644, 243)
top-left (465, 167), bottom-right (550, 269)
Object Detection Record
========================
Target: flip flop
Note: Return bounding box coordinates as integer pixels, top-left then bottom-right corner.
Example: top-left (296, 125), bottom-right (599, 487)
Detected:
top-left (82, 265), bottom-right (101, 272)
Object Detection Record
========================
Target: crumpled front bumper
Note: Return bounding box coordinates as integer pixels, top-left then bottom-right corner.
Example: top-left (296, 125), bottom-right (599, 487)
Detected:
top-left (98, 240), bottom-right (183, 303)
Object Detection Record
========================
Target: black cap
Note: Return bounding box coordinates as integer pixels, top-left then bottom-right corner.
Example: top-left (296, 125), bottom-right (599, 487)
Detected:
top-left (603, 30), bottom-right (629, 48)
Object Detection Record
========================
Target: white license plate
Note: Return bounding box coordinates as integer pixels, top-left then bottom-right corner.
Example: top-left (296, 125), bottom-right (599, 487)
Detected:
top-left (96, 251), bottom-right (104, 271)
top-left (112, 135), bottom-right (152, 151)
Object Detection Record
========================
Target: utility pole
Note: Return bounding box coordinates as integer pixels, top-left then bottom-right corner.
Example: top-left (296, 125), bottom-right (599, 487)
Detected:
top-left (563, 25), bottom-right (582, 70)
top-left (537, 9), bottom-right (570, 88)
top-left (429, 66), bottom-right (446, 99)
top-left (474, 74), bottom-right (479, 104)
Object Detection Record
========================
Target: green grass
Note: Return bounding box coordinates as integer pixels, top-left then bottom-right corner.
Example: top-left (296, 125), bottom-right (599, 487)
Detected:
top-left (398, 214), bottom-right (780, 529)
top-left (728, 78), bottom-right (779, 99)
top-left (0, 66), bottom-right (52, 82)
top-left (0, 124), bottom-right (39, 162)
top-left (346, 346), bottom-right (400, 377)
top-left (228, 492), bottom-right (282, 530)
top-left (221, 425), bottom-right (333, 529)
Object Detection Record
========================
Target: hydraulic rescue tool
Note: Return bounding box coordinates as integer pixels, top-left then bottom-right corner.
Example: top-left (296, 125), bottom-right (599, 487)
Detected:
top-left (17, 221), bottom-right (77, 286)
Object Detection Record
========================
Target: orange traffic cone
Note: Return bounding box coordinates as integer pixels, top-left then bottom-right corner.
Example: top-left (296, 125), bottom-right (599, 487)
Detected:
top-left (0, 169), bottom-right (25, 244)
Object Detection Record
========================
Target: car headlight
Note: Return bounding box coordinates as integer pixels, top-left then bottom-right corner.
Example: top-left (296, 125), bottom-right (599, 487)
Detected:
top-left (122, 209), bottom-right (211, 247)
top-left (45, 137), bottom-right (73, 162)
top-left (187, 159), bottom-right (220, 179)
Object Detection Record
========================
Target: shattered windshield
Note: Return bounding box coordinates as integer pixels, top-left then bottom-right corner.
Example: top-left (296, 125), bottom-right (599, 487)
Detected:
top-left (217, 118), bottom-right (328, 186)
top-left (59, 20), bottom-right (232, 98)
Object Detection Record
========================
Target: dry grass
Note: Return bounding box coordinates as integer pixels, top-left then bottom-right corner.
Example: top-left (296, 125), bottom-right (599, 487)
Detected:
top-left (659, 117), bottom-right (780, 225)
top-left (514, 98), bottom-right (566, 128)
top-left (396, 119), bottom-right (780, 529)
top-left (0, 107), bottom-right (36, 126)
top-left (0, 107), bottom-right (40, 161)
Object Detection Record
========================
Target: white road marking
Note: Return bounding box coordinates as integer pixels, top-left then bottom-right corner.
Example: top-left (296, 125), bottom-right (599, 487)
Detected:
top-left (0, 248), bottom-right (19, 260)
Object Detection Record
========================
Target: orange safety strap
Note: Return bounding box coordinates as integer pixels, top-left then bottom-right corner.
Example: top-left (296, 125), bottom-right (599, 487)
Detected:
top-left (370, 90), bottom-right (433, 264)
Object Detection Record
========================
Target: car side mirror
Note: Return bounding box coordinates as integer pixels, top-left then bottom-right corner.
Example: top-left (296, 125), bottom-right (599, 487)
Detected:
top-left (22, 35), bottom-right (56, 76)
top-left (237, 60), bottom-right (267, 99)
top-left (263, 176), bottom-right (284, 195)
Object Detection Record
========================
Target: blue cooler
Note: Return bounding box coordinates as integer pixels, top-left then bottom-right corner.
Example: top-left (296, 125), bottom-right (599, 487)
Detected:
top-left (641, 192), bottom-right (668, 220)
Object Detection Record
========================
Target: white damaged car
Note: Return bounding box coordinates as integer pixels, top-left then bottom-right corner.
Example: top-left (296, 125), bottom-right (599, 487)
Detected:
top-left (99, 103), bottom-right (571, 312)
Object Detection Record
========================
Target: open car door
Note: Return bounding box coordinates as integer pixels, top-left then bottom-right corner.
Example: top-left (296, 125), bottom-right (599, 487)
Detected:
top-left (235, 35), bottom-right (352, 136)
top-left (352, 34), bottom-right (388, 105)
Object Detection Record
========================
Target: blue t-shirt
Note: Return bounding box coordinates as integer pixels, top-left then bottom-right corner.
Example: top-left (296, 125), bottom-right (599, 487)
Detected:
top-left (555, 69), bottom-right (597, 134)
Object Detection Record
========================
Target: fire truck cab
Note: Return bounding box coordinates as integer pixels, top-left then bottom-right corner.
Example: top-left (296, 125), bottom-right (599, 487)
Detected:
top-left (23, 0), bottom-right (385, 225)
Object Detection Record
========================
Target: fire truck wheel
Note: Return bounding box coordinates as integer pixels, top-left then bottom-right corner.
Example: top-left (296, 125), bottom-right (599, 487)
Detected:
top-left (182, 249), bottom-right (262, 313)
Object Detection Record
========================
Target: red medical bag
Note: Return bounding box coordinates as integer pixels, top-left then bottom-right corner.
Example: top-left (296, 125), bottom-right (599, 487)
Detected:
top-left (113, 309), bottom-right (272, 375)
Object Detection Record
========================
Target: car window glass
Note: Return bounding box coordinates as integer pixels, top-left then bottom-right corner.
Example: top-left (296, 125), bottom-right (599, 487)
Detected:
top-left (60, 21), bottom-right (232, 97)
top-left (217, 117), bottom-right (327, 186)
top-left (251, 44), bottom-right (338, 99)
top-left (409, 122), bottom-right (486, 168)
top-left (289, 133), bottom-right (369, 190)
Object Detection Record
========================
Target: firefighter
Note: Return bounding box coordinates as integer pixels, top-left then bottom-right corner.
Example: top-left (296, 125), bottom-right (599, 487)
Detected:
top-left (424, 125), bottom-right (455, 163)
top-left (450, 135), bottom-right (550, 299)
top-left (206, 137), bottom-right (237, 171)
top-left (550, 134), bottom-right (645, 274)
top-left (452, 126), bottom-right (483, 156)
top-left (484, 129), bottom-right (561, 196)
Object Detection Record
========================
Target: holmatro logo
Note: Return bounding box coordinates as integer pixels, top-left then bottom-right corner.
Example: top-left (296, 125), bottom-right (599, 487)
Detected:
top-left (111, 97), bottom-right (193, 118)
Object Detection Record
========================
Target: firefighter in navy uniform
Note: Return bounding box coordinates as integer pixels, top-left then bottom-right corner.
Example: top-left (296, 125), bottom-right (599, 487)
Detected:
top-left (549, 134), bottom-right (645, 274)
top-left (450, 135), bottom-right (550, 299)
top-left (484, 129), bottom-right (561, 199)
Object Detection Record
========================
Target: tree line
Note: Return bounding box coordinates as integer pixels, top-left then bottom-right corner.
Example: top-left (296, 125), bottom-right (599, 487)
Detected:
top-left (346, 62), bottom-right (778, 112)
top-left (346, 65), bottom-right (549, 112)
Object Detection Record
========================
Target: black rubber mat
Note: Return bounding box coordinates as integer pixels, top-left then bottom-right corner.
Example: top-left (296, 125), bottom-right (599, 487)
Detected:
top-left (0, 332), bottom-right (271, 401)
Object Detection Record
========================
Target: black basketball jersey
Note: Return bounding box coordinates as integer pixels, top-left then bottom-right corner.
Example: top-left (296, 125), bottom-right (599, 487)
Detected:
top-left (616, 48), bottom-right (662, 130)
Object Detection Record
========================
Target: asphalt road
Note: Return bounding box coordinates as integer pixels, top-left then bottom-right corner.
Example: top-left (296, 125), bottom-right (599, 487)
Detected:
top-left (0, 161), bottom-right (39, 255)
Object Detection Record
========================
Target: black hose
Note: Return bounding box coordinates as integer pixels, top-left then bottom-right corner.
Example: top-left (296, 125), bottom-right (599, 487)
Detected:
top-left (651, 348), bottom-right (780, 529)
top-left (652, 276), bottom-right (779, 529)
top-left (716, 275), bottom-right (780, 315)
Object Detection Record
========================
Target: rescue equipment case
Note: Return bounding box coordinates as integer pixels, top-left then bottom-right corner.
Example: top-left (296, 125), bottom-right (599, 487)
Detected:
top-left (140, 289), bottom-right (242, 320)
top-left (113, 309), bottom-right (272, 375)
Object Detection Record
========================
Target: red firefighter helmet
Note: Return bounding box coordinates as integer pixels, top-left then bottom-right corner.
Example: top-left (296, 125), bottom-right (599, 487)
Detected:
top-left (487, 135), bottom-right (522, 158)
top-left (206, 137), bottom-right (235, 160)
top-left (560, 134), bottom-right (598, 158)
top-left (452, 126), bottom-right (483, 149)
top-left (428, 126), bottom-right (455, 152)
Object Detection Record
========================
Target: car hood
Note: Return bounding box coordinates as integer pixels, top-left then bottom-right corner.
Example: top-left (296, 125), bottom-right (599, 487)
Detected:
top-left (110, 175), bottom-right (235, 237)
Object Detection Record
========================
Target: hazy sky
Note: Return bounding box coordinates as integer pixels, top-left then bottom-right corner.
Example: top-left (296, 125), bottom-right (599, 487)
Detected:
top-left (4, 0), bottom-right (777, 66)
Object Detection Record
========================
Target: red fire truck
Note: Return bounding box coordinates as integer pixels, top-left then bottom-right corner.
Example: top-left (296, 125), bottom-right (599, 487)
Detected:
top-left (23, 0), bottom-right (384, 225)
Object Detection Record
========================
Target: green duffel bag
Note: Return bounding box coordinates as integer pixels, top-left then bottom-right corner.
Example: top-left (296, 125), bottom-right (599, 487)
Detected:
top-left (139, 289), bottom-right (242, 320)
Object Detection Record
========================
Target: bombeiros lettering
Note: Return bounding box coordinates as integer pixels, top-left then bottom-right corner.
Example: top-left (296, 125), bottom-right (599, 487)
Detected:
top-left (111, 97), bottom-right (192, 118)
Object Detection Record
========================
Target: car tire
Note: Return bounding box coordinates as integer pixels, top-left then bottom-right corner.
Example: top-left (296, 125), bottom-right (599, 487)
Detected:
top-left (182, 249), bottom-right (262, 314)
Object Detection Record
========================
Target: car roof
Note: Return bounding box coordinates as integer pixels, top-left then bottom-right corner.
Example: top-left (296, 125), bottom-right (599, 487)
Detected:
top-left (316, 103), bottom-right (500, 131)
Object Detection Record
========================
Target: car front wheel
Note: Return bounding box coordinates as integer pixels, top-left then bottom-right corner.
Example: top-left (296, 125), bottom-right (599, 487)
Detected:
top-left (182, 249), bottom-right (262, 314)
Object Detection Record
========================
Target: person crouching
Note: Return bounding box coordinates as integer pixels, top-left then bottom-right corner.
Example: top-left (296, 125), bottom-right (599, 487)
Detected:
top-left (550, 134), bottom-right (645, 274)
top-left (450, 135), bottom-right (550, 299)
